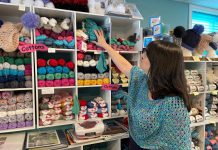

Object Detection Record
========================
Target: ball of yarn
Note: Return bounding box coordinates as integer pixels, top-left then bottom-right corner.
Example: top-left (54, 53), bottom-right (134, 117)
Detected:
top-left (54, 80), bottom-right (61, 87)
top-left (193, 24), bottom-right (204, 34)
top-left (37, 59), bottom-right (46, 67)
top-left (63, 66), bottom-right (70, 74)
top-left (46, 66), bottom-right (55, 74)
top-left (45, 80), bottom-right (54, 87)
top-left (54, 73), bottom-right (62, 80)
top-left (66, 61), bottom-right (75, 70)
top-left (61, 79), bottom-right (69, 86)
top-left (48, 59), bottom-right (58, 67)
top-left (21, 12), bottom-right (40, 29)
top-left (77, 80), bottom-right (84, 86)
top-left (37, 67), bottom-right (46, 75)
top-left (55, 66), bottom-right (63, 73)
top-left (46, 74), bottom-right (55, 80)
top-left (57, 58), bottom-right (66, 66)
top-left (15, 58), bottom-right (24, 65)
top-left (38, 80), bottom-right (45, 87)
top-left (69, 78), bottom-right (75, 86)
top-left (77, 52), bottom-right (85, 60)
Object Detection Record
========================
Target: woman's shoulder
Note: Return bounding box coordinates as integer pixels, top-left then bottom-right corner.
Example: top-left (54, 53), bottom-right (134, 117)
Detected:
top-left (161, 96), bottom-right (188, 112)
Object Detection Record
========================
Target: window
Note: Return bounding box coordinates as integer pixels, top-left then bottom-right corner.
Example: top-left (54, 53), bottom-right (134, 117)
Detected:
top-left (190, 5), bottom-right (218, 33)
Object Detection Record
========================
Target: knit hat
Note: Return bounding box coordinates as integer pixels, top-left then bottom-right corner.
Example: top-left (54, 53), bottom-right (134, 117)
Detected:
top-left (0, 22), bottom-right (23, 52)
top-left (173, 26), bottom-right (186, 47)
top-left (182, 24), bottom-right (204, 51)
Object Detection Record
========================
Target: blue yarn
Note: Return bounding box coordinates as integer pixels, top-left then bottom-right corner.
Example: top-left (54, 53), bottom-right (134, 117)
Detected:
top-left (21, 12), bottom-right (40, 29)
top-left (36, 35), bottom-right (47, 41)
top-left (63, 40), bottom-right (68, 47)
top-left (117, 103), bottom-right (122, 110)
top-left (193, 24), bottom-right (204, 34)
top-left (205, 138), bottom-right (210, 145)
top-left (36, 40), bottom-right (45, 44)
top-left (87, 101), bottom-right (96, 108)
top-left (19, 37), bottom-right (25, 42)
top-left (46, 66), bottom-right (55, 74)
top-left (55, 66), bottom-right (63, 73)
top-left (63, 66), bottom-right (70, 74)
top-left (7, 75), bottom-right (16, 82)
top-left (17, 76), bottom-right (25, 82)
top-left (54, 40), bottom-right (64, 46)
top-left (191, 130), bottom-right (199, 139)
top-left (45, 38), bottom-right (54, 46)
top-left (9, 69), bottom-right (18, 76)
top-left (68, 40), bottom-right (75, 49)
top-left (37, 67), bottom-right (46, 75)
top-left (0, 76), bottom-right (7, 83)
top-left (97, 107), bottom-right (108, 113)
top-left (3, 69), bottom-right (9, 76)
top-left (0, 70), bottom-right (2, 76)
top-left (17, 70), bottom-right (24, 76)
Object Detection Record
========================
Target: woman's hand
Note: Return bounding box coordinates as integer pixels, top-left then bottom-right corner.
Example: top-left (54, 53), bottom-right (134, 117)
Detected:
top-left (94, 30), bottom-right (108, 49)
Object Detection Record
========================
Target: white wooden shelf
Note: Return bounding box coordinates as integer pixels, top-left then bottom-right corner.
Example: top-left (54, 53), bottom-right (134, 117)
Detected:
top-left (38, 86), bottom-right (76, 90)
top-left (77, 85), bottom-right (102, 88)
top-left (37, 120), bottom-right (76, 129)
top-left (0, 126), bottom-right (35, 134)
top-left (0, 88), bottom-right (33, 92)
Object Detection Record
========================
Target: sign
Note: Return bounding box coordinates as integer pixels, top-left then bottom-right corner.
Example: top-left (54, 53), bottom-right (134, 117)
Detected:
top-left (149, 16), bottom-right (161, 28)
top-left (102, 84), bottom-right (120, 91)
top-left (153, 23), bottom-right (162, 37)
top-left (48, 48), bottom-right (56, 53)
top-left (143, 37), bottom-right (154, 48)
top-left (18, 44), bottom-right (48, 53)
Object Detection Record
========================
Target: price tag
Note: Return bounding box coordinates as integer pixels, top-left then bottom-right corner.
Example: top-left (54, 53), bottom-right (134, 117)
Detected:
top-left (18, 4), bottom-right (25, 11)
top-left (94, 51), bottom-right (102, 54)
top-left (211, 90), bottom-right (218, 95)
top-left (48, 48), bottom-right (56, 53)
top-left (102, 84), bottom-right (120, 91)
top-left (193, 56), bottom-right (200, 62)
top-left (41, 87), bottom-right (54, 95)
top-left (193, 92), bottom-right (199, 96)
top-left (81, 41), bottom-right (87, 52)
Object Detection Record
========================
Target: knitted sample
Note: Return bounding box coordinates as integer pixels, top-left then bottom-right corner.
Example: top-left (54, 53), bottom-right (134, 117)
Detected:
top-left (127, 66), bottom-right (191, 150)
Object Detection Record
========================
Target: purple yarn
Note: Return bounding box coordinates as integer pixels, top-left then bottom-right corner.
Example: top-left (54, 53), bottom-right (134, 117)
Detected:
top-left (42, 0), bottom-right (50, 4)
top-left (0, 0), bottom-right (10, 3)
top-left (0, 123), bottom-right (8, 130)
top-left (25, 121), bottom-right (33, 127)
top-left (193, 24), bottom-right (204, 34)
top-left (17, 122), bottom-right (26, 128)
top-left (8, 122), bottom-right (17, 129)
top-left (21, 12), bottom-right (40, 29)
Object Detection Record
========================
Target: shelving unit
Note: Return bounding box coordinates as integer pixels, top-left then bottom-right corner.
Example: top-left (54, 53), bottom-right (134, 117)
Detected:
top-left (0, 3), bottom-right (35, 133)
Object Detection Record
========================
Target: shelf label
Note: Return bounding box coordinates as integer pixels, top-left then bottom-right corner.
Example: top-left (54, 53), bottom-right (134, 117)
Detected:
top-left (211, 90), bottom-right (218, 95)
top-left (102, 84), bottom-right (120, 91)
top-left (41, 87), bottom-right (54, 95)
top-left (94, 51), bottom-right (102, 54)
top-left (18, 44), bottom-right (48, 53)
top-left (193, 56), bottom-right (200, 62)
top-left (19, 4), bottom-right (25, 11)
top-left (193, 92), bottom-right (199, 96)
top-left (122, 83), bottom-right (128, 87)
top-left (48, 48), bottom-right (56, 53)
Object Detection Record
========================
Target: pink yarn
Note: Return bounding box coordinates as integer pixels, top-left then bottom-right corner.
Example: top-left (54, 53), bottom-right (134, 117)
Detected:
top-left (25, 70), bottom-right (32, 76)
top-left (46, 81), bottom-right (54, 87)
top-left (69, 78), bottom-right (75, 86)
top-left (25, 65), bottom-right (32, 70)
top-left (1, 91), bottom-right (12, 100)
top-left (61, 79), bottom-right (69, 86)
top-left (66, 36), bottom-right (73, 42)
top-left (38, 80), bottom-right (45, 87)
top-left (35, 29), bottom-right (41, 36)
top-left (207, 145), bottom-right (212, 150)
top-left (210, 139), bottom-right (217, 145)
top-left (54, 80), bottom-right (61, 87)
top-left (215, 136), bottom-right (218, 141)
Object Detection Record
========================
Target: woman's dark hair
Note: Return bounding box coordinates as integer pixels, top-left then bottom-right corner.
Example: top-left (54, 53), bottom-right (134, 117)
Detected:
top-left (144, 40), bottom-right (190, 111)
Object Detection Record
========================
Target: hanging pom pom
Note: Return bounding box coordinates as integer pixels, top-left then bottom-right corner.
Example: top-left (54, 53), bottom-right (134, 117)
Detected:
top-left (173, 26), bottom-right (186, 38)
top-left (193, 24), bottom-right (204, 34)
top-left (21, 12), bottom-right (40, 29)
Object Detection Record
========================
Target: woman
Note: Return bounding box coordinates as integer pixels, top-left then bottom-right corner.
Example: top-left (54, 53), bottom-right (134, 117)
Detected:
top-left (94, 30), bottom-right (191, 150)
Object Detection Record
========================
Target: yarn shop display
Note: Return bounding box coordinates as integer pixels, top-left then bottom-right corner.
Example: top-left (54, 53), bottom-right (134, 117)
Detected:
top-left (0, 91), bottom-right (33, 130)
top-left (191, 127), bottom-right (201, 150)
top-left (77, 52), bottom-right (110, 86)
top-left (205, 124), bottom-right (218, 150)
top-left (37, 58), bottom-right (75, 87)
top-left (39, 91), bottom-right (74, 126)
top-left (35, 17), bottom-right (75, 49)
top-left (111, 37), bottom-right (137, 52)
top-left (79, 97), bottom-right (109, 120)
top-left (111, 66), bottom-right (128, 85)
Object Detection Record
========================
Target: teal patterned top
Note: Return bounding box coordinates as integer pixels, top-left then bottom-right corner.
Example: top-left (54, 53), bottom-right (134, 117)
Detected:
top-left (127, 66), bottom-right (191, 150)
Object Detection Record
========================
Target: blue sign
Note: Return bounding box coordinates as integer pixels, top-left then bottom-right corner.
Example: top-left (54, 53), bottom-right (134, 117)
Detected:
top-left (143, 37), bottom-right (153, 48)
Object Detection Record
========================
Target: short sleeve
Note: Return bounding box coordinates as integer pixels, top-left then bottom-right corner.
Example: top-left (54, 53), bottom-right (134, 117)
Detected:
top-left (128, 66), bottom-right (148, 99)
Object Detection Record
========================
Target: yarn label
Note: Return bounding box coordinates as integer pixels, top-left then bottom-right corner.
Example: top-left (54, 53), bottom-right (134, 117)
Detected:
top-left (102, 84), bottom-right (120, 91)
top-left (81, 41), bottom-right (87, 51)
top-left (41, 87), bottom-right (54, 95)
top-left (18, 44), bottom-right (48, 53)
top-left (48, 48), bottom-right (56, 53)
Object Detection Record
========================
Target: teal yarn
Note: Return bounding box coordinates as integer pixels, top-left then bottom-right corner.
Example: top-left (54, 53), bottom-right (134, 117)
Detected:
top-left (63, 40), bottom-right (68, 47)
top-left (45, 38), bottom-right (54, 46)
top-left (15, 58), bottom-right (24, 65)
top-left (61, 73), bottom-right (69, 79)
top-left (38, 75), bottom-right (46, 80)
top-left (19, 37), bottom-right (25, 42)
top-left (24, 58), bottom-right (31, 65)
top-left (69, 71), bottom-right (75, 78)
top-left (4, 57), bottom-right (10, 62)
top-left (68, 40), bottom-right (75, 48)
top-left (37, 67), bottom-right (46, 75)
top-left (0, 57), bottom-right (4, 63)
top-left (63, 66), bottom-right (70, 74)
top-left (54, 40), bottom-right (63, 46)
top-left (96, 52), bottom-right (107, 73)
top-left (46, 66), bottom-right (55, 74)
top-left (46, 74), bottom-right (55, 80)
top-left (36, 35), bottom-right (47, 41)
top-left (55, 66), bottom-right (63, 73)
top-left (54, 73), bottom-right (62, 79)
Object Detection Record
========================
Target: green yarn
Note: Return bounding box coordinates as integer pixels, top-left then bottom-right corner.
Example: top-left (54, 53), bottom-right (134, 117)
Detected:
top-left (55, 73), bottom-right (62, 80)
top-left (0, 57), bottom-right (4, 63)
top-left (38, 75), bottom-right (46, 80)
top-left (15, 58), bottom-right (24, 65)
top-left (69, 71), bottom-right (75, 78)
top-left (72, 95), bottom-right (80, 115)
top-left (24, 58), bottom-right (31, 65)
top-left (7, 58), bottom-right (15, 64)
top-left (46, 74), bottom-right (55, 80)
top-left (61, 73), bottom-right (69, 79)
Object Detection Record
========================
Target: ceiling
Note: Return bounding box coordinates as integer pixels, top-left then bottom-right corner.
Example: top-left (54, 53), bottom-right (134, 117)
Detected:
top-left (174, 0), bottom-right (218, 9)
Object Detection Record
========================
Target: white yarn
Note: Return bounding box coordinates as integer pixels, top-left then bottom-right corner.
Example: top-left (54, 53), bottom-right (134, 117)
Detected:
top-left (45, 2), bottom-right (55, 8)
top-left (34, 0), bottom-right (44, 7)
top-left (49, 18), bottom-right (57, 27)
top-left (23, 0), bottom-right (34, 6)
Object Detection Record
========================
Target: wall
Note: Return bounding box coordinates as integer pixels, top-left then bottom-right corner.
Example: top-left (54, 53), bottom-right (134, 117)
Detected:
top-left (127, 0), bottom-right (189, 29)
